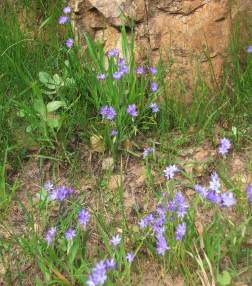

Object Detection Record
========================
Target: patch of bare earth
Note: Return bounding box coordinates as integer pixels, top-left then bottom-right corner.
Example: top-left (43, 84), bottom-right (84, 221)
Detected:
top-left (1, 140), bottom-right (252, 285)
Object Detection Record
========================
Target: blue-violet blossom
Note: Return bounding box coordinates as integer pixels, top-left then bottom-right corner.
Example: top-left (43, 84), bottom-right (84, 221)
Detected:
top-left (100, 105), bottom-right (116, 120)
top-left (164, 165), bottom-right (179, 180)
top-left (127, 104), bottom-right (138, 117)
top-left (58, 15), bottom-right (69, 24)
top-left (218, 138), bottom-right (231, 155)
top-left (45, 227), bottom-right (56, 245)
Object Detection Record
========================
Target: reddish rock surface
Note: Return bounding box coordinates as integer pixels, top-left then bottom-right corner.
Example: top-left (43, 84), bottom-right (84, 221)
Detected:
top-left (70, 0), bottom-right (251, 86)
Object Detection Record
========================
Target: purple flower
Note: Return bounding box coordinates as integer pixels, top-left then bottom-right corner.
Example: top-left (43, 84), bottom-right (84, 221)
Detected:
top-left (175, 222), bottom-right (186, 240)
top-left (100, 105), bottom-right (116, 120)
top-left (107, 48), bottom-right (119, 57)
top-left (127, 104), bottom-right (138, 117)
top-left (247, 45), bottom-right (252, 53)
top-left (209, 172), bottom-right (221, 193)
top-left (63, 6), bottom-right (71, 14)
top-left (87, 261), bottom-right (107, 286)
top-left (164, 165), bottom-right (179, 180)
top-left (65, 228), bottom-right (76, 241)
top-left (49, 185), bottom-right (74, 201)
top-left (44, 181), bottom-right (53, 191)
top-left (105, 258), bottom-right (116, 269)
top-left (206, 190), bottom-right (221, 204)
top-left (111, 129), bottom-right (118, 136)
top-left (136, 66), bottom-right (145, 74)
top-left (156, 233), bottom-right (169, 255)
top-left (65, 38), bottom-right (74, 49)
top-left (119, 65), bottom-right (129, 75)
top-left (45, 227), bottom-right (56, 245)
top-left (150, 102), bottom-right (159, 113)
top-left (143, 147), bottom-right (155, 158)
top-left (78, 208), bottom-right (90, 228)
top-left (220, 192), bottom-right (236, 207)
top-left (247, 185), bottom-right (252, 203)
top-left (117, 57), bottom-right (126, 67)
top-left (150, 82), bottom-right (158, 92)
top-left (58, 15), bottom-right (69, 24)
top-left (173, 192), bottom-right (189, 218)
top-left (149, 66), bottom-right (157, 74)
top-left (112, 71), bottom-right (123, 80)
top-left (110, 234), bottom-right (121, 246)
top-left (218, 138), bottom-right (231, 155)
top-left (194, 184), bottom-right (208, 198)
top-left (97, 73), bottom-right (106, 80)
top-left (126, 252), bottom-right (135, 263)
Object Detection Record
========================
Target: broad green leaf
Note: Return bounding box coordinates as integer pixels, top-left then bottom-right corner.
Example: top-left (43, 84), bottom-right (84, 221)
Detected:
top-left (217, 271), bottom-right (231, 286)
top-left (33, 98), bottom-right (47, 121)
top-left (39, 71), bottom-right (52, 84)
top-left (46, 101), bottom-right (66, 113)
top-left (39, 72), bottom-right (56, 89)
top-left (53, 74), bottom-right (63, 86)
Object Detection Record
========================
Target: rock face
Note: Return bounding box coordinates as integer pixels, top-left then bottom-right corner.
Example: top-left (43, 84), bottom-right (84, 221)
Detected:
top-left (70, 0), bottom-right (249, 86)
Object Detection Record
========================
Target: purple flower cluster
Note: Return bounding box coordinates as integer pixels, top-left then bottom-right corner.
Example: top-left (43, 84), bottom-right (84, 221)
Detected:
top-left (78, 208), bottom-right (90, 229)
top-left (100, 105), bottom-right (117, 120)
top-left (49, 185), bottom-right (74, 201)
top-left (58, 6), bottom-right (72, 24)
top-left (143, 147), bottom-right (155, 158)
top-left (58, 6), bottom-right (75, 49)
top-left (44, 209), bottom-right (90, 245)
top-left (112, 57), bottom-right (129, 80)
top-left (127, 104), bottom-right (138, 117)
top-left (247, 45), bottom-right (252, 53)
top-left (139, 192), bottom-right (188, 255)
top-left (218, 138), bottom-right (231, 155)
top-left (87, 258), bottom-right (117, 286)
top-left (45, 227), bottom-right (57, 245)
top-left (164, 165), bottom-right (179, 180)
top-left (194, 172), bottom-right (236, 207)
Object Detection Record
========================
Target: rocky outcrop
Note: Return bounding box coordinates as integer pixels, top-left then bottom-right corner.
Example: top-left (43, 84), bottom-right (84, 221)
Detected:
top-left (70, 0), bottom-right (251, 86)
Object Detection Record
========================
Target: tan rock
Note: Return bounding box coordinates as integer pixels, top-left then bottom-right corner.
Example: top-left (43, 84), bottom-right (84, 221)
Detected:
top-left (70, 0), bottom-right (252, 88)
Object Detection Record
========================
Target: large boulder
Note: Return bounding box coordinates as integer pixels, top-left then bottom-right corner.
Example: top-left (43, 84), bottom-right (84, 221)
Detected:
top-left (70, 0), bottom-right (251, 86)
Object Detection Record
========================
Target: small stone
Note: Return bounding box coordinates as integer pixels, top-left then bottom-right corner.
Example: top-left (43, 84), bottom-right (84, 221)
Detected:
top-left (90, 135), bottom-right (105, 153)
top-left (102, 157), bottom-right (114, 171)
